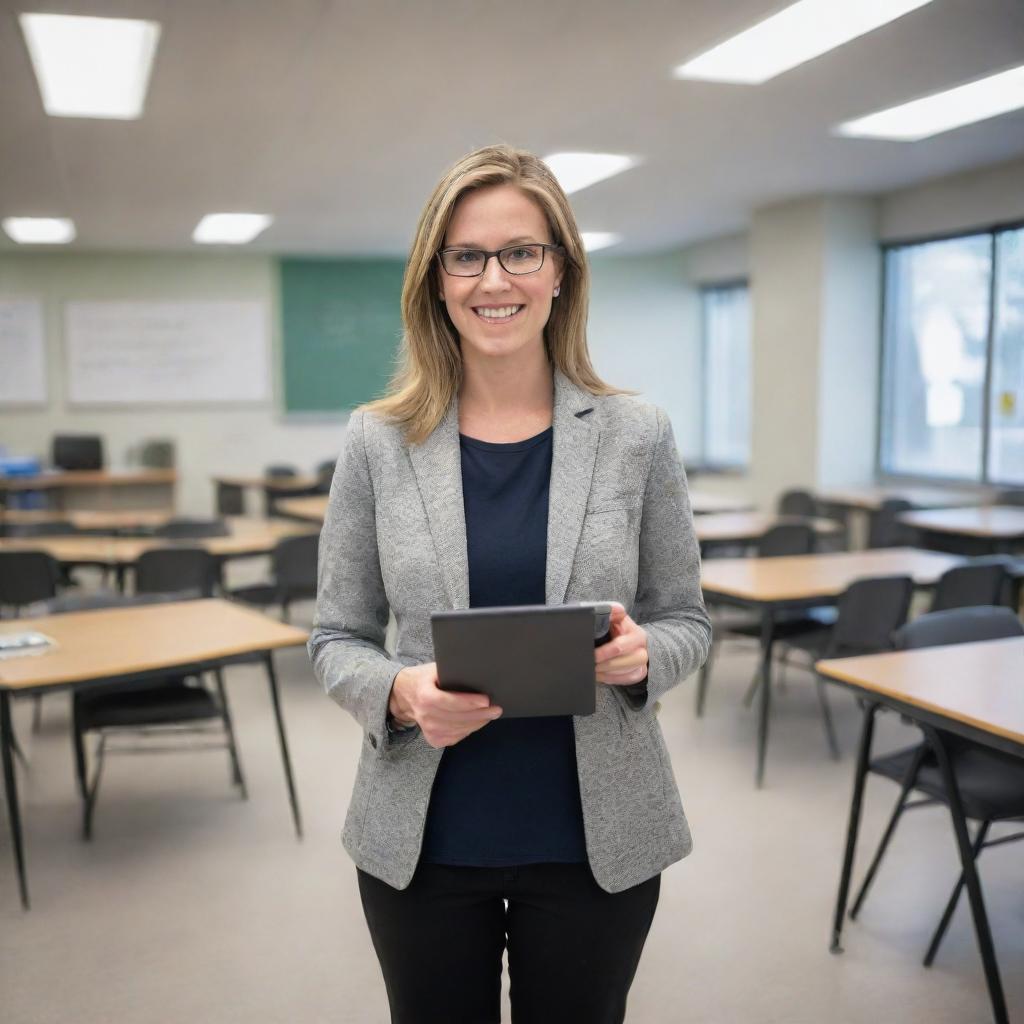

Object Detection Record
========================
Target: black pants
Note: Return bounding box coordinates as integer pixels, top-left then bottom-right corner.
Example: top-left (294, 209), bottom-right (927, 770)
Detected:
top-left (357, 862), bottom-right (660, 1024)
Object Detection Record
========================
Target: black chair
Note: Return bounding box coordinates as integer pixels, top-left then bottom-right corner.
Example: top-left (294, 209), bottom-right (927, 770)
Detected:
top-left (265, 465), bottom-right (297, 479)
top-left (216, 482), bottom-right (246, 516)
top-left (930, 559), bottom-right (1010, 612)
top-left (777, 489), bottom-right (818, 518)
top-left (70, 556), bottom-right (245, 839)
top-left (52, 434), bottom-right (103, 471)
top-left (867, 499), bottom-right (916, 548)
top-left (315, 458), bottom-right (337, 495)
top-left (1, 520), bottom-right (78, 538)
top-left (993, 489), bottom-right (1024, 507)
top-left (138, 439), bottom-right (175, 468)
top-left (229, 533), bottom-right (318, 623)
top-left (756, 522), bottom-right (816, 557)
top-left (264, 465), bottom-right (299, 516)
top-left (153, 517), bottom-right (230, 540)
top-left (848, 606), bottom-right (1024, 966)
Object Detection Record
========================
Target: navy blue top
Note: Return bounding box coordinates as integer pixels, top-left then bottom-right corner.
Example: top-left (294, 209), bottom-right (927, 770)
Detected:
top-left (419, 426), bottom-right (588, 867)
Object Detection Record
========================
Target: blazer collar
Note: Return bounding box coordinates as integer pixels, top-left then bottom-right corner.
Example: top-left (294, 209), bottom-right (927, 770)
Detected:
top-left (407, 368), bottom-right (599, 610)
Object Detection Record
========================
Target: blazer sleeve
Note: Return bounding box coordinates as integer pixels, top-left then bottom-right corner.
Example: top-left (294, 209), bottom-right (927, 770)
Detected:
top-left (627, 406), bottom-right (712, 709)
top-left (307, 410), bottom-right (407, 740)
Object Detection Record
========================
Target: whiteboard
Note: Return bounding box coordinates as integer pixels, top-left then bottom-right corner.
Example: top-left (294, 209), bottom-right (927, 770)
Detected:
top-left (65, 301), bottom-right (270, 405)
top-left (0, 299), bottom-right (47, 404)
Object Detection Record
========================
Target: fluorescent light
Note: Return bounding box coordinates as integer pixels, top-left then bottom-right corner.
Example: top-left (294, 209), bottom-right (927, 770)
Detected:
top-left (581, 232), bottom-right (622, 252)
top-left (193, 214), bottom-right (273, 245)
top-left (837, 64), bottom-right (1024, 140)
top-left (19, 13), bottom-right (160, 119)
top-left (543, 153), bottom-right (638, 195)
top-left (674, 0), bottom-right (934, 85)
top-left (2, 217), bottom-right (76, 244)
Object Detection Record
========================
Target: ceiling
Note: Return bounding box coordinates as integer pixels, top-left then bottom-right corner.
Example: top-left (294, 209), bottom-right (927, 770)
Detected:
top-left (1, 0), bottom-right (1023, 255)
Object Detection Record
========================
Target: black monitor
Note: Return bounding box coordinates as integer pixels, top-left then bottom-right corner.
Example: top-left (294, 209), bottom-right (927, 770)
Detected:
top-left (52, 434), bottom-right (104, 471)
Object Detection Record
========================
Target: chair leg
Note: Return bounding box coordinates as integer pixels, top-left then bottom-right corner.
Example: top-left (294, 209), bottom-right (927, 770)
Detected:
top-left (741, 663), bottom-right (761, 708)
top-left (9, 720), bottom-right (29, 769)
top-left (214, 670), bottom-right (248, 800)
top-left (850, 746), bottom-right (926, 919)
top-left (31, 694), bottom-right (43, 733)
top-left (816, 678), bottom-right (840, 760)
top-left (82, 733), bottom-right (107, 841)
top-left (71, 715), bottom-right (89, 802)
top-left (923, 820), bottom-right (992, 967)
top-left (696, 641), bottom-right (717, 717)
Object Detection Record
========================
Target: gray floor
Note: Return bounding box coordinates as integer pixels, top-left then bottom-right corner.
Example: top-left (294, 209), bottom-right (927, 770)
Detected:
top-left (2, 607), bottom-right (1022, 1023)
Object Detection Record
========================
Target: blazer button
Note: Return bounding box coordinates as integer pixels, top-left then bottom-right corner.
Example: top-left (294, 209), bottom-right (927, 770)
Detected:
top-left (368, 733), bottom-right (378, 749)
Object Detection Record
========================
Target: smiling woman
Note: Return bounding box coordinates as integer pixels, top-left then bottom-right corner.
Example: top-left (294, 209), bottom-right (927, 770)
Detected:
top-left (308, 144), bottom-right (711, 1024)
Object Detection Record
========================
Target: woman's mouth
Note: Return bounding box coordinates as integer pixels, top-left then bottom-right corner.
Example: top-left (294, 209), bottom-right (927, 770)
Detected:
top-left (472, 304), bottom-right (524, 324)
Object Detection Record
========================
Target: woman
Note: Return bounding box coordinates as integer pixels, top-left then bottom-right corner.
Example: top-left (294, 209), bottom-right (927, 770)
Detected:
top-left (309, 144), bottom-right (711, 1024)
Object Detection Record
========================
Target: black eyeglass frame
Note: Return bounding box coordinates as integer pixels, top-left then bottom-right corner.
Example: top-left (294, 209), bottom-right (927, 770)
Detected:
top-left (436, 243), bottom-right (565, 277)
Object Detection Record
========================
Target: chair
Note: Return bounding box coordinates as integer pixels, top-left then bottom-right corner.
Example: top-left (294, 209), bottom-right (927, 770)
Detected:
top-left (993, 489), bottom-right (1024, 507)
top-left (51, 434), bottom-right (103, 471)
top-left (264, 465), bottom-right (298, 516)
top-left (228, 533), bottom-right (318, 623)
top-left (70, 556), bottom-right (245, 839)
top-left (315, 458), bottom-right (337, 495)
top-left (216, 482), bottom-right (246, 516)
top-left (1, 520), bottom-right (78, 538)
top-left (153, 517), bottom-right (230, 540)
top-left (138, 439), bottom-right (175, 468)
top-left (867, 498), bottom-right (916, 548)
top-left (756, 522), bottom-right (816, 557)
top-left (930, 559), bottom-right (1010, 612)
top-left (777, 489), bottom-right (818, 518)
top-left (848, 606), bottom-right (1024, 966)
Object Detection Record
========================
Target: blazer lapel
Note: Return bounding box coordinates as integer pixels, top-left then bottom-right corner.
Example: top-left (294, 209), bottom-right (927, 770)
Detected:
top-left (546, 370), bottom-right (599, 605)
top-left (408, 401), bottom-right (470, 610)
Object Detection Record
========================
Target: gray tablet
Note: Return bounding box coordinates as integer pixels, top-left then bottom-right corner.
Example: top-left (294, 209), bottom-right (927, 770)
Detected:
top-left (430, 603), bottom-right (611, 719)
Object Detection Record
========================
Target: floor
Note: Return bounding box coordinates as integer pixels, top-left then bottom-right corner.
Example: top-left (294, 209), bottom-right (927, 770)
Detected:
top-left (2, 603), bottom-right (1022, 1023)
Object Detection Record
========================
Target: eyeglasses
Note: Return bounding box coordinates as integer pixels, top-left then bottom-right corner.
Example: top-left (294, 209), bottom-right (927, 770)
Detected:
top-left (436, 243), bottom-right (564, 277)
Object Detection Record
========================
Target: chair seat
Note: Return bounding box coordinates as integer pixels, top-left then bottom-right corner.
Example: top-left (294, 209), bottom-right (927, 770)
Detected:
top-left (77, 682), bottom-right (219, 730)
top-left (229, 583), bottom-right (318, 607)
top-left (871, 742), bottom-right (1024, 821)
top-left (724, 607), bottom-right (838, 642)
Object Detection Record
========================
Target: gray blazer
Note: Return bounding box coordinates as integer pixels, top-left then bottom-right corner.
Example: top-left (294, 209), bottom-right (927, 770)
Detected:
top-left (308, 370), bottom-right (711, 893)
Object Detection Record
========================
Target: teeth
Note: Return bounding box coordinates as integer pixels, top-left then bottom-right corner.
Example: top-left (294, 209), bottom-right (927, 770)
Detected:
top-left (476, 305), bottom-right (522, 319)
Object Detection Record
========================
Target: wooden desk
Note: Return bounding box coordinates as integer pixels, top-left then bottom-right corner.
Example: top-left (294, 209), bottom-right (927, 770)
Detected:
top-left (818, 485), bottom-right (985, 513)
top-left (212, 474), bottom-right (321, 492)
top-left (700, 548), bottom-right (964, 785)
top-left (899, 506), bottom-right (1024, 554)
top-left (276, 495), bottom-right (329, 522)
top-left (689, 490), bottom-right (756, 516)
top-left (0, 508), bottom-right (176, 532)
top-left (0, 599), bottom-right (308, 910)
top-left (817, 638), bottom-right (1024, 1024)
top-left (695, 513), bottom-right (840, 547)
top-left (0, 470), bottom-right (177, 512)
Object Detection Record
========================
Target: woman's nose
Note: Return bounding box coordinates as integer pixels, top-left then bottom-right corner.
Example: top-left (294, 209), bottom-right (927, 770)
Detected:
top-left (479, 253), bottom-right (512, 290)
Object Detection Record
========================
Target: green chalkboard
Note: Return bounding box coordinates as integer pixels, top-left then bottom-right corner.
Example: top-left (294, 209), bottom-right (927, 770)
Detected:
top-left (280, 258), bottom-right (406, 412)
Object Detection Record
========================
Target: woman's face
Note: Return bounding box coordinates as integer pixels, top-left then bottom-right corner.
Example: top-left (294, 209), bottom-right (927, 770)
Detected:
top-left (438, 183), bottom-right (563, 366)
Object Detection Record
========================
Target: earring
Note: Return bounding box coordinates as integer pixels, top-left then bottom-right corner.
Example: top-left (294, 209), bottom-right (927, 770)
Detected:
top-left (553, 287), bottom-right (560, 297)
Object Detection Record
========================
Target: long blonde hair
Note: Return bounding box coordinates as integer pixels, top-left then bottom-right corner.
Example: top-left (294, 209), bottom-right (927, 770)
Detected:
top-left (363, 144), bottom-right (624, 443)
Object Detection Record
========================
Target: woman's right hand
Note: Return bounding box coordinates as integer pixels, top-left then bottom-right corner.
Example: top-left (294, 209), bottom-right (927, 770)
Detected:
top-left (388, 662), bottom-right (502, 749)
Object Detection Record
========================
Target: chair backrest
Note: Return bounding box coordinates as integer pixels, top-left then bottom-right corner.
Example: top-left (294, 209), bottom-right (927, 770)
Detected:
top-left (2, 520), bottom-right (78, 537)
top-left (52, 433), bottom-right (103, 471)
top-left (153, 518), bottom-right (230, 539)
top-left (994, 489), bottom-right (1024, 507)
top-left (931, 559), bottom-right (1011, 613)
top-left (272, 533), bottom-right (319, 589)
top-left (0, 550), bottom-right (61, 608)
top-left (138, 439), bottom-right (175, 468)
top-left (315, 459), bottom-right (336, 494)
top-left (867, 499), bottom-right (915, 548)
top-left (777, 489), bottom-right (817, 517)
top-left (826, 575), bottom-right (915, 658)
top-left (136, 548), bottom-right (216, 598)
top-left (894, 606), bottom-right (1024, 650)
top-left (757, 523), bottom-right (816, 558)
top-left (265, 464), bottom-right (297, 479)
top-left (216, 482), bottom-right (246, 516)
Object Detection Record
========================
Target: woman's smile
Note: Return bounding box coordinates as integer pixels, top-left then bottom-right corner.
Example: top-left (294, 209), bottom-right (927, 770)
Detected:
top-left (472, 303), bottom-right (525, 324)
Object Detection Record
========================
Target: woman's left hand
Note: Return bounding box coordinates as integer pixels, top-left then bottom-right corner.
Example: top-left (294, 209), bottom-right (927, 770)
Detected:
top-left (594, 603), bottom-right (649, 686)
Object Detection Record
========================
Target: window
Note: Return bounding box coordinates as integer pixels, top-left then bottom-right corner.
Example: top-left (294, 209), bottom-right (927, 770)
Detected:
top-left (879, 224), bottom-right (1024, 485)
top-left (701, 282), bottom-right (751, 468)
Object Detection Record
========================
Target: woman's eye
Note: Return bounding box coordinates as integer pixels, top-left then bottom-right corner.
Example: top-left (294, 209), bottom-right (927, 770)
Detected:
top-left (508, 248), bottom-right (533, 261)
top-left (455, 250), bottom-right (480, 262)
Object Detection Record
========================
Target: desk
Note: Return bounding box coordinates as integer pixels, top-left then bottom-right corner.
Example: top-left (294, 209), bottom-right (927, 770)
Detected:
top-left (0, 470), bottom-right (177, 512)
top-left (817, 638), bottom-right (1024, 1024)
top-left (0, 599), bottom-right (308, 910)
top-left (899, 506), bottom-right (1024, 555)
top-left (689, 491), bottom-right (756, 515)
top-left (695, 513), bottom-right (840, 549)
top-left (275, 495), bottom-right (329, 522)
top-left (818, 485), bottom-right (985, 513)
top-left (700, 548), bottom-right (963, 785)
top-left (0, 508), bottom-right (176, 532)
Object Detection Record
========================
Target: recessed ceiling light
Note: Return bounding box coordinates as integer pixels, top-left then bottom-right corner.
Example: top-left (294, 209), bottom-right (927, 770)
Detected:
top-left (581, 232), bottom-right (622, 252)
top-left (543, 153), bottom-right (638, 195)
top-left (193, 214), bottom-right (273, 245)
top-left (19, 13), bottom-right (160, 119)
top-left (837, 64), bottom-right (1024, 140)
top-left (674, 0), bottom-right (934, 85)
top-left (2, 217), bottom-right (76, 244)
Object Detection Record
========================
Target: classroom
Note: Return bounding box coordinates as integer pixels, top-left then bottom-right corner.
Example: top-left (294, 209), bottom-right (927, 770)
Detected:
top-left (1, 2), bottom-right (1023, 1022)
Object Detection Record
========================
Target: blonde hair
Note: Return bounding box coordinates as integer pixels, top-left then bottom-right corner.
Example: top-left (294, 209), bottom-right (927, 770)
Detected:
top-left (363, 144), bottom-right (624, 443)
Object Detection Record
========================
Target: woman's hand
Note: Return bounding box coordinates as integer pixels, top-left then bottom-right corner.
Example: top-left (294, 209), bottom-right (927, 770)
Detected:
top-left (594, 603), bottom-right (649, 686)
top-left (388, 662), bottom-right (502, 748)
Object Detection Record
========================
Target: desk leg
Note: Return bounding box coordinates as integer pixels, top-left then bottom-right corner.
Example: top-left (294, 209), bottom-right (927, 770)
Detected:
top-left (830, 701), bottom-right (876, 953)
top-left (264, 653), bottom-right (303, 839)
top-left (755, 608), bottom-right (776, 788)
top-left (922, 725), bottom-right (1007, 1024)
top-left (0, 691), bottom-right (30, 910)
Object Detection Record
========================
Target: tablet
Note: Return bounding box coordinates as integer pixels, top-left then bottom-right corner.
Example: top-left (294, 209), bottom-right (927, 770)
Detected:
top-left (431, 603), bottom-right (611, 719)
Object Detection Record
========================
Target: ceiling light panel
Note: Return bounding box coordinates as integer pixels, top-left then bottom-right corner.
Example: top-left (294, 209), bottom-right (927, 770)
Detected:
top-left (193, 214), bottom-right (273, 245)
top-left (2, 217), bottom-right (76, 244)
top-left (543, 153), bottom-right (638, 195)
top-left (581, 232), bottom-right (622, 252)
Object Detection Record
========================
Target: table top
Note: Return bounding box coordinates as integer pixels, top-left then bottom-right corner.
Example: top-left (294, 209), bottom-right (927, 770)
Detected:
top-left (689, 491), bottom-right (756, 515)
top-left (0, 508), bottom-right (176, 530)
top-left (817, 484), bottom-right (985, 512)
top-left (695, 513), bottom-right (840, 544)
top-left (213, 474), bottom-right (321, 492)
top-left (899, 505), bottom-right (1024, 539)
top-left (700, 547), bottom-right (963, 603)
top-left (0, 469), bottom-right (177, 491)
top-left (0, 516), bottom-right (317, 565)
top-left (0, 598), bottom-right (309, 692)
top-left (816, 637), bottom-right (1024, 749)
top-left (275, 495), bottom-right (329, 521)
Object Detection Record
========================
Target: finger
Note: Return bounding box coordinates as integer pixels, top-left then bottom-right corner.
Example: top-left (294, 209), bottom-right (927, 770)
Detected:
top-left (423, 706), bottom-right (503, 729)
top-left (594, 632), bottom-right (645, 664)
top-left (608, 602), bottom-right (627, 623)
top-left (426, 687), bottom-right (494, 712)
top-left (600, 650), bottom-right (648, 673)
top-left (597, 665), bottom-right (649, 685)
